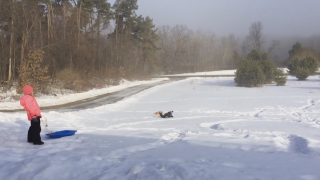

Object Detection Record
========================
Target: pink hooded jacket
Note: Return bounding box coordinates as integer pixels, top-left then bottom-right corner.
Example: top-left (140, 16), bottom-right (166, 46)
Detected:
top-left (20, 85), bottom-right (41, 120)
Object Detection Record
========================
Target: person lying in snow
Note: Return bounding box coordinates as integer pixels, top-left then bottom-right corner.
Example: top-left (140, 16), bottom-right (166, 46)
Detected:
top-left (155, 111), bottom-right (174, 118)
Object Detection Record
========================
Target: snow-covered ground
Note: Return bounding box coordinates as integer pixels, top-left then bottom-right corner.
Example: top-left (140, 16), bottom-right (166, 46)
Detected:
top-left (160, 68), bottom-right (320, 77)
top-left (1, 75), bottom-right (320, 180)
top-left (161, 69), bottom-right (237, 76)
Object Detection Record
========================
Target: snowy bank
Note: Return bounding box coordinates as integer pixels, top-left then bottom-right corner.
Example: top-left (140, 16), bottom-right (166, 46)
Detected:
top-left (0, 78), bottom-right (168, 110)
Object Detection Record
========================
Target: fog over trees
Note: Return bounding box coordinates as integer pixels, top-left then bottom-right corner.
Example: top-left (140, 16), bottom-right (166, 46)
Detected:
top-left (0, 0), bottom-right (319, 93)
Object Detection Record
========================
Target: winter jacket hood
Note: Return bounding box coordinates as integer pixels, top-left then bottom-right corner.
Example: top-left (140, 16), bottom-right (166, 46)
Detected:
top-left (23, 85), bottom-right (33, 95)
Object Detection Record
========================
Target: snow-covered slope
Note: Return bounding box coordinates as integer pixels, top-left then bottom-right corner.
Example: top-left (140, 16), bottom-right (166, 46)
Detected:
top-left (1, 76), bottom-right (320, 180)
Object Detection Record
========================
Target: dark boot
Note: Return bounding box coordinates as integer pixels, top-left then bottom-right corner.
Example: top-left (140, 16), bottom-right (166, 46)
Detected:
top-left (33, 141), bottom-right (44, 145)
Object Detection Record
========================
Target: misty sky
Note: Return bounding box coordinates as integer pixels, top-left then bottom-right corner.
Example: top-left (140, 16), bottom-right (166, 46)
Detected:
top-left (109, 0), bottom-right (320, 37)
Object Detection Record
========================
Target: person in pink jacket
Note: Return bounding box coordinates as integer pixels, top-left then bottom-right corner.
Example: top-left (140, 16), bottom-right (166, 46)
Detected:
top-left (20, 85), bottom-right (44, 145)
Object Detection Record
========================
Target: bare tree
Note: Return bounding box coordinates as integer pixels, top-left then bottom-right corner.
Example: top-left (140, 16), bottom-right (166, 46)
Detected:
top-left (157, 26), bottom-right (172, 73)
top-left (219, 34), bottom-right (239, 69)
top-left (170, 25), bottom-right (191, 73)
top-left (7, 0), bottom-right (16, 89)
top-left (267, 40), bottom-right (280, 55)
top-left (243, 21), bottom-right (265, 54)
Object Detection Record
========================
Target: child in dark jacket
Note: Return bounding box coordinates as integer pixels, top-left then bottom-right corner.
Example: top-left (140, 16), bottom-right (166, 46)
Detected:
top-left (20, 85), bottom-right (44, 145)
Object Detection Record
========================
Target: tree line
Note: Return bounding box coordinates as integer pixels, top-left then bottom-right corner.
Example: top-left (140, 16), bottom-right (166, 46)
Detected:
top-left (0, 0), bottom-right (319, 93)
top-left (0, 0), bottom-right (160, 92)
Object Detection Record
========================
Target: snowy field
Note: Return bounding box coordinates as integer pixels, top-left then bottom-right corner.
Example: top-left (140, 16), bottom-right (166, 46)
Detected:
top-left (1, 76), bottom-right (320, 180)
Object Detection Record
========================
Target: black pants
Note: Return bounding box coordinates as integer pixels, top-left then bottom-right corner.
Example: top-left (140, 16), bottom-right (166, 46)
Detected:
top-left (28, 117), bottom-right (42, 143)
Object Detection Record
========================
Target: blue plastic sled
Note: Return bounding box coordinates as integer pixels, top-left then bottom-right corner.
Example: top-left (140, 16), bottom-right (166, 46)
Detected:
top-left (46, 130), bottom-right (77, 138)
